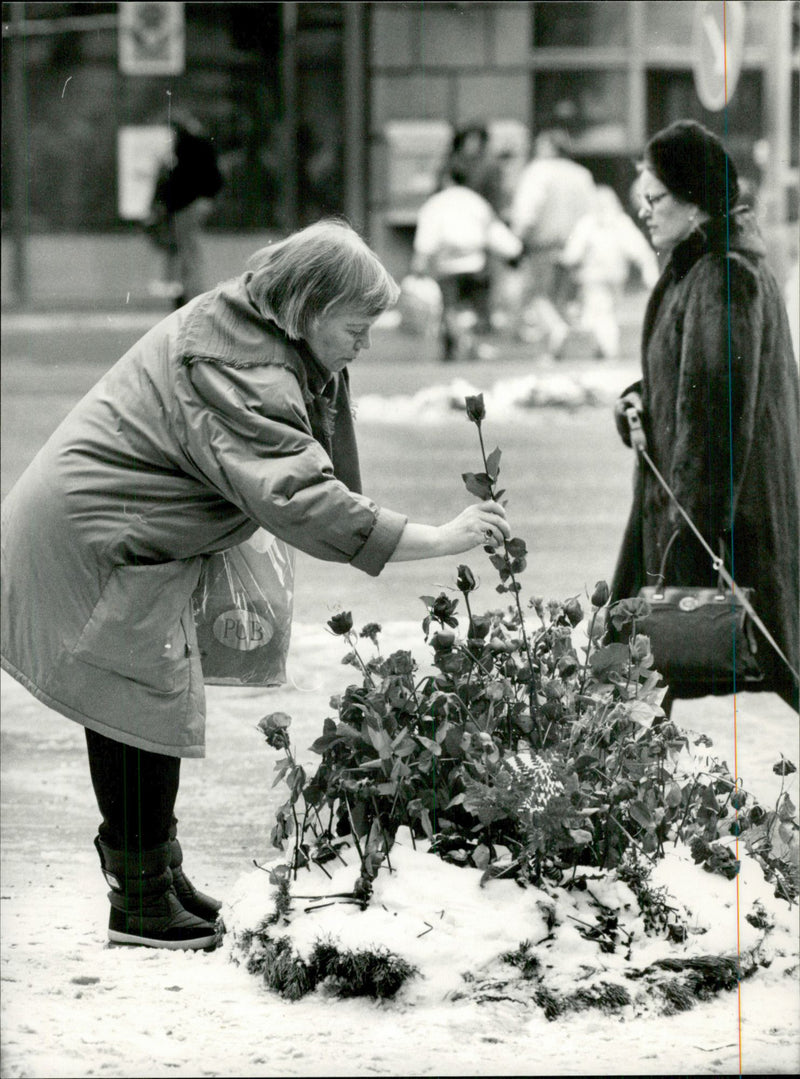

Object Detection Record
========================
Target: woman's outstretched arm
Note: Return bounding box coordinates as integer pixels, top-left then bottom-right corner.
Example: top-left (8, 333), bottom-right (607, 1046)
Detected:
top-left (389, 500), bottom-right (510, 562)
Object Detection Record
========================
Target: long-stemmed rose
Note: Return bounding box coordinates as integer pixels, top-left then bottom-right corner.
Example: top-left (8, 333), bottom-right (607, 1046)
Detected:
top-left (462, 394), bottom-right (539, 726)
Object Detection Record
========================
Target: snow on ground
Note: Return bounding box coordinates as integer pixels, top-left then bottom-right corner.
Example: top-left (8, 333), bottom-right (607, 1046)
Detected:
top-left (2, 621), bottom-right (798, 1078)
top-left (354, 365), bottom-right (637, 424)
top-left (226, 829), bottom-right (798, 1008)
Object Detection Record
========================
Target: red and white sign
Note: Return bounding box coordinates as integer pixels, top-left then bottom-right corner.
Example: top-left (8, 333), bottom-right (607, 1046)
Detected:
top-left (119, 2), bottom-right (185, 76)
top-left (692, 1), bottom-right (746, 112)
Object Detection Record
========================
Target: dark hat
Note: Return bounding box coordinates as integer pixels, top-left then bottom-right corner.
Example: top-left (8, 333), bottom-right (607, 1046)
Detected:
top-left (644, 120), bottom-right (739, 218)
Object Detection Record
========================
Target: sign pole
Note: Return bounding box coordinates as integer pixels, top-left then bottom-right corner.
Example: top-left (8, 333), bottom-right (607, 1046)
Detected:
top-left (280, 3), bottom-right (299, 231)
top-left (763, 1), bottom-right (792, 231)
top-left (8, 3), bottom-right (29, 307)
top-left (343, 3), bottom-right (367, 232)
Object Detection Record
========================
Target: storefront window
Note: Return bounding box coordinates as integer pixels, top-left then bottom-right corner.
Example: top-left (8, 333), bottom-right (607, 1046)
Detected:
top-left (296, 3), bottom-right (344, 226)
top-left (533, 70), bottom-right (629, 151)
top-left (532, 1), bottom-right (629, 48)
top-left (2, 2), bottom-right (347, 232)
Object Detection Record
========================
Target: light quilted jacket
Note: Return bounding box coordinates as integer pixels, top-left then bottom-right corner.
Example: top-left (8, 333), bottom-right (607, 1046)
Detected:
top-left (1, 275), bottom-right (406, 756)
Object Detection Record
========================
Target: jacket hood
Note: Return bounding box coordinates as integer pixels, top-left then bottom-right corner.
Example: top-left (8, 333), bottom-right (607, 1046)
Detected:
top-left (178, 273), bottom-right (283, 367)
top-left (177, 273), bottom-right (332, 397)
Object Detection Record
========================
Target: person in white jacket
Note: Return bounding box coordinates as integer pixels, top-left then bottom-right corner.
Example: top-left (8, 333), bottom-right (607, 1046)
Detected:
top-left (412, 164), bottom-right (523, 361)
top-left (508, 129), bottom-right (596, 353)
top-left (560, 185), bottom-right (660, 359)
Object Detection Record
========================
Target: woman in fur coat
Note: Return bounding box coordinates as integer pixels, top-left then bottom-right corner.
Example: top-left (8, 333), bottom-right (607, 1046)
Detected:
top-left (611, 120), bottom-right (799, 712)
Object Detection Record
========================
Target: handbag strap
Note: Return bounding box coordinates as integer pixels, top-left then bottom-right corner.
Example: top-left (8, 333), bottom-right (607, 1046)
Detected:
top-left (651, 530), bottom-right (727, 596)
top-left (623, 403), bottom-right (799, 684)
top-left (651, 529), bottom-right (680, 595)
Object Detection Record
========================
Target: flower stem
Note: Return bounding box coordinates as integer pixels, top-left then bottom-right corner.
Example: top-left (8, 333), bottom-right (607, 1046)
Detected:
top-left (347, 633), bottom-right (376, 688)
top-left (475, 429), bottom-right (539, 732)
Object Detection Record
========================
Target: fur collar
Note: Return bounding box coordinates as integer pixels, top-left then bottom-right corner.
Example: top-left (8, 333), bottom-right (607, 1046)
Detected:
top-left (669, 208), bottom-right (765, 281)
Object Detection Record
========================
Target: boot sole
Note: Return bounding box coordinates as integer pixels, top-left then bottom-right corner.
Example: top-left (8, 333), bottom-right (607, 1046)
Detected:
top-left (108, 928), bottom-right (217, 951)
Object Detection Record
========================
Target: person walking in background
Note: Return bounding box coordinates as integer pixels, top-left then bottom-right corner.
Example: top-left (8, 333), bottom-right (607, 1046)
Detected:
top-left (509, 128), bottom-right (596, 355)
top-left (147, 110), bottom-right (224, 308)
top-left (412, 160), bottom-right (523, 362)
top-left (1, 220), bottom-right (511, 952)
top-left (437, 122), bottom-right (506, 217)
top-left (612, 120), bottom-right (799, 713)
top-left (559, 185), bottom-right (659, 360)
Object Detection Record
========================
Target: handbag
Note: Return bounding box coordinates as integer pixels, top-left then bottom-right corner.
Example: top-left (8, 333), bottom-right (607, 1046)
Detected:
top-left (636, 531), bottom-right (763, 688)
top-left (621, 401), bottom-right (800, 691)
top-left (192, 529), bottom-right (295, 686)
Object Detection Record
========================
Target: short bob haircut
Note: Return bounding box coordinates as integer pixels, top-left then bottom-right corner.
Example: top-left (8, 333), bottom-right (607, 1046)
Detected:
top-left (246, 218), bottom-right (400, 340)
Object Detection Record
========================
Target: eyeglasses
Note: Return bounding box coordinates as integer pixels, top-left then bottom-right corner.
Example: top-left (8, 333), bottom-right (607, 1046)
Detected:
top-left (641, 191), bottom-right (669, 210)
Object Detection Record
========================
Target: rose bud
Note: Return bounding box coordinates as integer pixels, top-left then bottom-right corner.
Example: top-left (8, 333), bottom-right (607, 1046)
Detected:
top-left (591, 580), bottom-right (610, 608)
top-left (564, 598), bottom-right (584, 626)
top-left (465, 393), bottom-right (486, 425)
top-left (456, 565), bottom-right (477, 593)
top-left (772, 758), bottom-right (797, 776)
top-left (327, 611), bottom-right (353, 636)
top-left (360, 622), bottom-right (382, 644)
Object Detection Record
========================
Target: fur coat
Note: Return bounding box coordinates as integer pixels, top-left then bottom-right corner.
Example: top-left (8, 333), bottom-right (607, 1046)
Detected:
top-left (611, 214), bottom-right (799, 709)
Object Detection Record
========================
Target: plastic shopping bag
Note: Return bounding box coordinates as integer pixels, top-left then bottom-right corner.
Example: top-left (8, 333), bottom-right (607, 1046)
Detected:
top-left (192, 530), bottom-right (295, 686)
top-left (397, 274), bottom-right (443, 338)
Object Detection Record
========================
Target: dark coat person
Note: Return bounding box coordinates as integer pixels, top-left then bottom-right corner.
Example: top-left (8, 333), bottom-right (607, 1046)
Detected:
top-left (1, 220), bottom-right (511, 952)
top-left (149, 111), bottom-right (225, 307)
top-left (612, 121), bottom-right (799, 711)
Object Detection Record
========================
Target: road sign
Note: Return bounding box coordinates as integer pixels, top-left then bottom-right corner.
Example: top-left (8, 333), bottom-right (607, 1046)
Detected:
top-left (692, 1), bottom-right (746, 111)
top-left (119, 2), bottom-right (185, 76)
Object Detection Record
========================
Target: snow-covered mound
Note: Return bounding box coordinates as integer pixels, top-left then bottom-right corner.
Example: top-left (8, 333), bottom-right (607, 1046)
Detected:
top-left (225, 829), bottom-right (797, 1016)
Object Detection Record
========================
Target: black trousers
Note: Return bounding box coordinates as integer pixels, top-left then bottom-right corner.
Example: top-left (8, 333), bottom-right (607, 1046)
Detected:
top-left (85, 728), bottom-right (181, 850)
top-left (438, 272), bottom-right (492, 333)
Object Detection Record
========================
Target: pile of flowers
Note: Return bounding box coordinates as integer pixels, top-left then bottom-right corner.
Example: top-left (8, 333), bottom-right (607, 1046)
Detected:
top-left (228, 396), bottom-right (799, 1014)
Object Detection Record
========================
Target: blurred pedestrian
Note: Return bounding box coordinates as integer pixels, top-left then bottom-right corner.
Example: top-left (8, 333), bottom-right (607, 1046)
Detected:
top-left (560, 185), bottom-right (659, 359)
top-left (412, 161), bottom-right (523, 361)
top-left (147, 110), bottom-right (224, 308)
top-left (509, 129), bottom-right (596, 354)
top-left (437, 122), bottom-right (505, 216)
top-left (1, 220), bottom-right (511, 952)
top-left (612, 120), bottom-right (799, 712)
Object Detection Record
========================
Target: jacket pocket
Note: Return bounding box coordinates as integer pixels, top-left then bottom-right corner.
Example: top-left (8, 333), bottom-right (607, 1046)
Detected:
top-left (73, 559), bottom-right (202, 693)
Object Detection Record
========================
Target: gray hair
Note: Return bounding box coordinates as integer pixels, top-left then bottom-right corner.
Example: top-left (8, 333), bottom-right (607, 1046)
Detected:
top-left (245, 219), bottom-right (400, 340)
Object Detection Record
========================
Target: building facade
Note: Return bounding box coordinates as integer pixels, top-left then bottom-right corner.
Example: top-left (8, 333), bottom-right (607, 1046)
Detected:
top-left (2, 1), bottom-right (798, 301)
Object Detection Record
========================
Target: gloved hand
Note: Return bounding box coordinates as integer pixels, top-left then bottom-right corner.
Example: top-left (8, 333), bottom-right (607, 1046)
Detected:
top-left (614, 391), bottom-right (644, 449)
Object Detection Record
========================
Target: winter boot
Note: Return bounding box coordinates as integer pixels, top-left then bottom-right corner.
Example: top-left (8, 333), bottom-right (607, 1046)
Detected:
top-left (94, 836), bottom-right (218, 950)
top-left (168, 820), bottom-right (223, 924)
